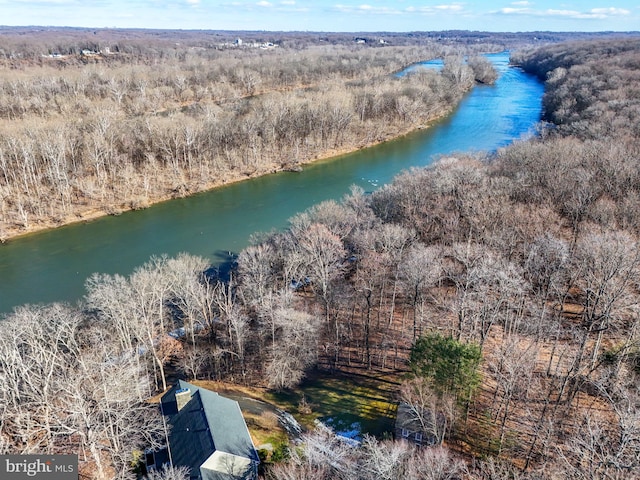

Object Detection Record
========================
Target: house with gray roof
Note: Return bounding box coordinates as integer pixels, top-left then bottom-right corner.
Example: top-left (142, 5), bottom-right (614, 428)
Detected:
top-left (147, 380), bottom-right (259, 480)
top-left (394, 401), bottom-right (441, 447)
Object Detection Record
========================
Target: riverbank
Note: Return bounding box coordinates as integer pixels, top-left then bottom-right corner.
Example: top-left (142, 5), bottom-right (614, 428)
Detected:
top-left (0, 109), bottom-right (447, 243)
top-left (0, 50), bottom-right (543, 314)
top-left (4, 42), bottom-right (476, 244)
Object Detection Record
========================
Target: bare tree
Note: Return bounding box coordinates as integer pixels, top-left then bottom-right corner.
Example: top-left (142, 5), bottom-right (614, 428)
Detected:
top-left (442, 56), bottom-right (475, 92)
top-left (565, 230), bottom-right (640, 401)
top-left (266, 308), bottom-right (321, 390)
top-left (399, 377), bottom-right (458, 445)
top-left (290, 222), bottom-right (346, 320)
top-left (86, 255), bottom-right (185, 392)
top-left (144, 465), bottom-right (190, 480)
top-left (486, 335), bottom-right (539, 456)
top-left (359, 435), bottom-right (413, 480)
top-left (267, 423), bottom-right (354, 480)
top-left (353, 248), bottom-right (389, 369)
top-left (524, 234), bottom-right (570, 302)
top-left (165, 253), bottom-right (213, 346)
top-left (557, 386), bottom-right (640, 480)
top-left (0, 303), bottom-right (163, 479)
top-left (467, 55), bottom-right (498, 84)
top-left (405, 446), bottom-right (466, 480)
top-left (237, 242), bottom-right (279, 309)
top-left (399, 243), bottom-right (442, 340)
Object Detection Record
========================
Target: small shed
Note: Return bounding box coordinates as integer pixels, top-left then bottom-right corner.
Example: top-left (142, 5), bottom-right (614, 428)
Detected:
top-left (394, 402), bottom-right (439, 446)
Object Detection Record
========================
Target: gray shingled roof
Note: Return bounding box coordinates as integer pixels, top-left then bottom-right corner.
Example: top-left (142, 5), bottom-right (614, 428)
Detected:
top-left (160, 381), bottom-right (259, 480)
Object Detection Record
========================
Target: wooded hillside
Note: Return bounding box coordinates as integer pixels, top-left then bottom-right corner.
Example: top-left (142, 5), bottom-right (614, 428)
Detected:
top-left (234, 39), bottom-right (640, 477)
top-left (0, 30), bottom-right (498, 241)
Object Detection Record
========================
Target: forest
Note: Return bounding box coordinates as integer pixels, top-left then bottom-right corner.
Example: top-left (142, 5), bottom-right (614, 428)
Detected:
top-left (0, 28), bottom-right (506, 241)
top-left (0, 28), bottom-right (630, 241)
top-left (1, 34), bottom-right (640, 479)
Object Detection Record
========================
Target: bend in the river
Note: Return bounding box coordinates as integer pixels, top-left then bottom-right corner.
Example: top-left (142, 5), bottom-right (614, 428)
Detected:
top-left (0, 52), bottom-right (543, 314)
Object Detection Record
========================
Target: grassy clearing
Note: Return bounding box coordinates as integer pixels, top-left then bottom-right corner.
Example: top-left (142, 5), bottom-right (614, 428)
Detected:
top-left (242, 410), bottom-right (287, 446)
top-left (266, 371), bottom-right (400, 437)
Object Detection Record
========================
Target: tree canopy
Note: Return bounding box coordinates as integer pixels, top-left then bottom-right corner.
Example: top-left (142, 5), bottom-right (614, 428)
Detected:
top-left (409, 332), bottom-right (482, 402)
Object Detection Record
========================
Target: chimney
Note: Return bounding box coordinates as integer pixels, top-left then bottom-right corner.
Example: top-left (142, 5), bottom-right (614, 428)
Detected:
top-left (175, 388), bottom-right (191, 412)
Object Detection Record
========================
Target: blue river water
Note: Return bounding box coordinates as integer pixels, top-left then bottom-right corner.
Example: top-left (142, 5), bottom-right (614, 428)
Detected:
top-left (0, 52), bottom-right (543, 314)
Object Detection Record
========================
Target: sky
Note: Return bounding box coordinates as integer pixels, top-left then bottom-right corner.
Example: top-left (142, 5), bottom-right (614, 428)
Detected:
top-left (0, 0), bottom-right (638, 32)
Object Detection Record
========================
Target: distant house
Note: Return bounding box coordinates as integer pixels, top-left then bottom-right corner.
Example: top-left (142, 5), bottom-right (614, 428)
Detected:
top-left (147, 381), bottom-right (259, 480)
top-left (394, 402), bottom-right (439, 446)
top-left (355, 37), bottom-right (367, 44)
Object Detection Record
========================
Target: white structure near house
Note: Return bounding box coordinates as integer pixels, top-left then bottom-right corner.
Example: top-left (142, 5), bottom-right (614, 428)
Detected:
top-left (394, 402), bottom-right (439, 446)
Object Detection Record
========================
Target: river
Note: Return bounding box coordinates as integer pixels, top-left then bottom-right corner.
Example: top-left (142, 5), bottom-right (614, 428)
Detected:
top-left (0, 52), bottom-right (543, 314)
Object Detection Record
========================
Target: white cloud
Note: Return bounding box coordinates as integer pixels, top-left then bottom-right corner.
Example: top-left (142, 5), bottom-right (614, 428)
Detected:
top-left (546, 9), bottom-right (584, 17)
top-left (280, 0), bottom-right (295, 4)
top-left (405, 3), bottom-right (466, 15)
top-left (334, 2), bottom-right (467, 17)
top-left (511, 1), bottom-right (531, 5)
top-left (333, 3), bottom-right (403, 15)
top-left (185, 0), bottom-right (200, 5)
top-left (498, 8), bottom-right (581, 17)
top-left (256, 0), bottom-right (272, 6)
top-left (9, 0), bottom-right (79, 4)
top-left (434, 4), bottom-right (464, 12)
top-left (590, 7), bottom-right (630, 16)
top-left (497, 5), bottom-right (631, 20)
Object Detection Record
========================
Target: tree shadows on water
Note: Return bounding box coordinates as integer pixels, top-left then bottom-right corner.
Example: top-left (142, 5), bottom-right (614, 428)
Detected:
top-left (205, 250), bottom-right (238, 283)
